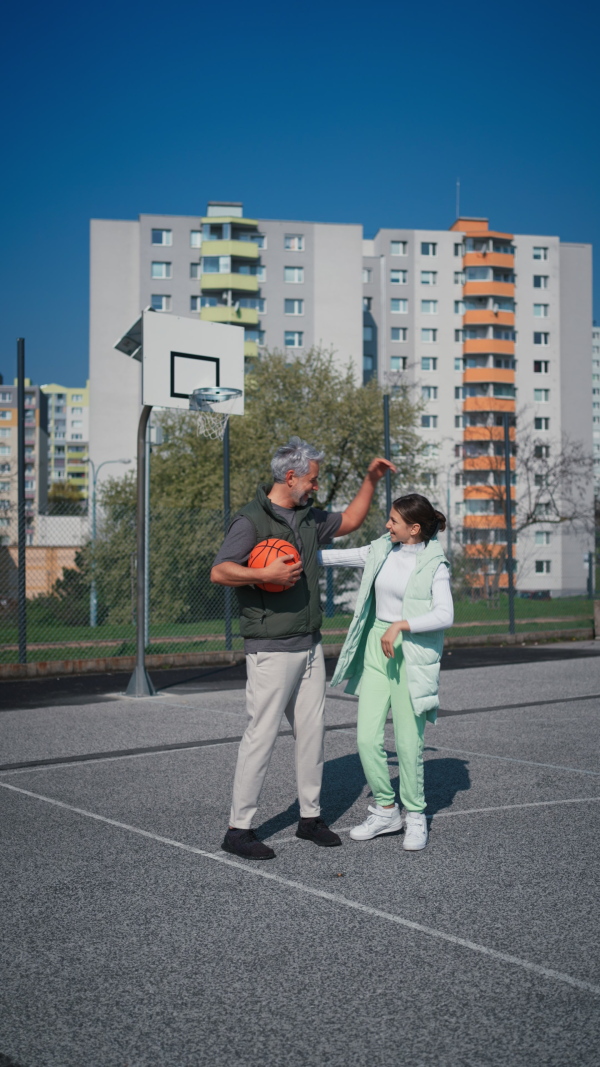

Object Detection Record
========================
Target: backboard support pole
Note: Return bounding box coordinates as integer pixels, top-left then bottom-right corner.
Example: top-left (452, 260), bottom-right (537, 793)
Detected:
top-left (126, 404), bottom-right (156, 697)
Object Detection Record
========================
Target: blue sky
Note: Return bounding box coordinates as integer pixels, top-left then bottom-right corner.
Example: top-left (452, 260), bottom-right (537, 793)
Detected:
top-left (1, 0), bottom-right (598, 386)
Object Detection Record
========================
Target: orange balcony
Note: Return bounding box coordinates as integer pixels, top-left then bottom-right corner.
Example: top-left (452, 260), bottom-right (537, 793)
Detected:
top-left (463, 252), bottom-right (514, 269)
top-left (463, 515), bottom-right (510, 528)
top-left (464, 426), bottom-right (515, 442)
top-left (463, 282), bottom-right (515, 299)
top-left (463, 397), bottom-right (515, 413)
top-left (464, 485), bottom-right (515, 500)
top-left (463, 339), bottom-right (515, 356)
top-left (463, 368), bottom-right (514, 384)
top-left (463, 310), bottom-right (514, 328)
top-left (464, 543), bottom-right (509, 558)
top-left (464, 456), bottom-right (516, 470)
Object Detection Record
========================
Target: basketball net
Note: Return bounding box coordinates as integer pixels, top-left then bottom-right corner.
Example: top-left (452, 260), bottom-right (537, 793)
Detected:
top-left (189, 387), bottom-right (242, 441)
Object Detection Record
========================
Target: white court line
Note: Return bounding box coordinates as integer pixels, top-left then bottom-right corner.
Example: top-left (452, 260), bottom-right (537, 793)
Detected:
top-left (270, 795), bottom-right (600, 843)
top-left (428, 745), bottom-right (600, 777)
top-left (1, 780), bottom-right (599, 997)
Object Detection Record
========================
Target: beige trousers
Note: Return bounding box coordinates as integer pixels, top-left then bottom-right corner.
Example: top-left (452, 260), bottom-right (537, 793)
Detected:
top-left (229, 643), bottom-right (326, 829)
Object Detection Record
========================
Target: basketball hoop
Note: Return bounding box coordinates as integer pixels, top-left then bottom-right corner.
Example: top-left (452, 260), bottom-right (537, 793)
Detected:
top-left (189, 386), bottom-right (243, 440)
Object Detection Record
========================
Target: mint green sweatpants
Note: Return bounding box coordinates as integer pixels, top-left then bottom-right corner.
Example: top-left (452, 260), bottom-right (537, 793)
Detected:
top-left (356, 620), bottom-right (426, 813)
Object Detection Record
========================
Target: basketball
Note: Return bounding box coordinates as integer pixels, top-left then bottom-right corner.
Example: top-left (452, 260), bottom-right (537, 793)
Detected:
top-left (247, 538), bottom-right (301, 592)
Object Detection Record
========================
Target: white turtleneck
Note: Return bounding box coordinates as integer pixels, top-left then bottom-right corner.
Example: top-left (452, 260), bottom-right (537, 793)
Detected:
top-left (318, 541), bottom-right (454, 633)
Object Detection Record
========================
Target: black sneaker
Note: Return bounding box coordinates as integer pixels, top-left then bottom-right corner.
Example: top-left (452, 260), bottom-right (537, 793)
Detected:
top-left (221, 828), bottom-right (276, 860)
top-left (295, 817), bottom-right (342, 847)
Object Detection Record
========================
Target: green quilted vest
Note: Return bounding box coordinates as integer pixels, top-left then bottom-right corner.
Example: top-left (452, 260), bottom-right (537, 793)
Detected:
top-left (233, 485), bottom-right (323, 640)
top-left (330, 533), bottom-right (449, 722)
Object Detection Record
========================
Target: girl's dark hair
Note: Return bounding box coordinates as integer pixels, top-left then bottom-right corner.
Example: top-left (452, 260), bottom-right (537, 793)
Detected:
top-left (391, 493), bottom-right (446, 542)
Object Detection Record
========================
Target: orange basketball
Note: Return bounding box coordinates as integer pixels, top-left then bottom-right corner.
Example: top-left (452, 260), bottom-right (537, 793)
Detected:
top-left (247, 538), bottom-right (301, 592)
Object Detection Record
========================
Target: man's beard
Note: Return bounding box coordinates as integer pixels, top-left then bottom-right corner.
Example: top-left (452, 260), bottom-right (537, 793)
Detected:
top-left (290, 487), bottom-right (310, 506)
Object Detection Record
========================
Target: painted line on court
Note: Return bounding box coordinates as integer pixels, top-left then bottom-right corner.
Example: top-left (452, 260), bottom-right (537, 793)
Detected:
top-left (270, 795), bottom-right (600, 844)
top-left (326, 692), bottom-right (600, 715)
top-left (1, 779), bottom-right (599, 997)
top-left (427, 745), bottom-right (600, 777)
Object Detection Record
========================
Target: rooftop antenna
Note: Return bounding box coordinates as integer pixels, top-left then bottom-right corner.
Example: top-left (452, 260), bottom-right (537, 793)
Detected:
top-left (456, 178), bottom-right (460, 219)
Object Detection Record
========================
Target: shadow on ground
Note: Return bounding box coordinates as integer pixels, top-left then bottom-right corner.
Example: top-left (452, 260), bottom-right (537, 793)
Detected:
top-left (256, 751), bottom-right (471, 838)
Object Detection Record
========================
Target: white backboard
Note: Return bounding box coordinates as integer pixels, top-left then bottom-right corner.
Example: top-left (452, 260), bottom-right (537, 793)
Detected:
top-left (141, 311), bottom-right (245, 414)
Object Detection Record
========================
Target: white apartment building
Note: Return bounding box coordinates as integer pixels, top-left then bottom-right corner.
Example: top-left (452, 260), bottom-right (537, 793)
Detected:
top-left (0, 378), bottom-right (48, 545)
top-left (41, 381), bottom-right (90, 499)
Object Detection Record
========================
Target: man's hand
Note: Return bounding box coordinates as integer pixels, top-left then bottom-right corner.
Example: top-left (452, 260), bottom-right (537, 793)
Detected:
top-left (380, 620), bottom-right (410, 658)
top-left (366, 457), bottom-right (397, 483)
top-left (261, 555), bottom-right (303, 588)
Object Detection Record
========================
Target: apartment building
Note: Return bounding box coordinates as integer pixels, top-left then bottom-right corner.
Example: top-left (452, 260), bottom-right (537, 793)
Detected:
top-left (89, 204), bottom-right (593, 594)
top-left (363, 218), bottom-right (593, 594)
top-left (89, 203), bottom-right (362, 476)
top-left (589, 324), bottom-right (593, 488)
top-left (0, 378), bottom-right (48, 545)
top-left (41, 382), bottom-right (90, 499)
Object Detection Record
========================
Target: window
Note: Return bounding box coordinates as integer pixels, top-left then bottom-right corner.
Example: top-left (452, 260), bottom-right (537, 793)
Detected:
top-left (202, 255), bottom-right (230, 273)
top-left (454, 357), bottom-right (463, 371)
top-left (535, 560), bottom-right (551, 573)
top-left (284, 331), bottom-right (303, 347)
top-left (189, 263), bottom-right (200, 279)
top-left (535, 444), bottom-right (550, 458)
top-left (363, 355), bottom-right (374, 372)
top-left (533, 275), bottom-right (549, 289)
top-left (421, 415), bottom-right (438, 428)
top-left (534, 389), bottom-right (550, 402)
top-left (534, 360), bottom-right (549, 373)
top-left (421, 357), bottom-right (437, 371)
top-left (391, 241), bottom-right (407, 255)
top-left (151, 261), bottom-right (171, 279)
top-left (284, 266), bottom-right (304, 283)
top-left (255, 265), bottom-right (266, 281)
top-left (391, 299), bottom-right (408, 313)
top-left (454, 271), bottom-right (465, 284)
top-left (245, 329), bottom-right (265, 344)
top-left (391, 327), bottom-right (407, 342)
top-left (362, 268), bottom-right (371, 283)
top-left (190, 295), bottom-right (201, 311)
top-left (0, 428), bottom-right (10, 438)
top-left (284, 299), bottom-right (304, 315)
top-left (71, 434), bottom-right (83, 440)
top-left (363, 326), bottom-right (373, 342)
top-left (151, 229), bottom-right (172, 246)
top-left (238, 297), bottom-right (266, 313)
top-left (534, 417), bottom-right (550, 431)
top-left (454, 243), bottom-right (464, 256)
top-left (421, 242), bottom-right (437, 256)
top-left (200, 296), bottom-right (217, 307)
top-left (71, 407), bottom-right (82, 415)
top-left (534, 304), bottom-right (549, 317)
top-left (493, 384), bottom-right (515, 398)
top-left (190, 231), bottom-right (201, 248)
top-left (363, 296), bottom-right (372, 310)
top-left (465, 266), bottom-right (492, 281)
top-left (422, 386), bottom-right (438, 400)
top-left (534, 332), bottom-right (549, 345)
top-left (0, 392), bottom-right (11, 402)
top-left (0, 446), bottom-right (10, 455)
top-left (71, 394), bottom-right (83, 402)
top-left (390, 269), bottom-right (408, 284)
top-left (454, 300), bottom-right (465, 314)
top-left (455, 386), bottom-right (464, 400)
top-left (454, 329), bottom-right (464, 342)
top-left (249, 234), bottom-right (266, 248)
top-left (535, 531), bottom-right (551, 545)
top-left (390, 356), bottom-right (407, 371)
top-left (421, 300), bottom-right (438, 314)
top-left (421, 271), bottom-right (437, 285)
top-left (0, 411), bottom-right (10, 420)
top-left (151, 295), bottom-right (171, 312)
top-left (533, 247), bottom-right (548, 260)
top-left (421, 329), bottom-right (437, 342)
top-left (284, 235), bottom-right (304, 251)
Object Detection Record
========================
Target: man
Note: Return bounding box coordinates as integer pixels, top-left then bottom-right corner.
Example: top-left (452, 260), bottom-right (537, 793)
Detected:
top-left (211, 436), bottom-right (395, 860)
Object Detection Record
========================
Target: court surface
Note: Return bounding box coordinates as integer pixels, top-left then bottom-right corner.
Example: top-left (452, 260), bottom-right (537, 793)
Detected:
top-left (1, 642), bottom-right (599, 1067)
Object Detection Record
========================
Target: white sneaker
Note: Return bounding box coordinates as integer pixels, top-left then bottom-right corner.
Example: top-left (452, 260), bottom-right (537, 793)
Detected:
top-left (349, 803), bottom-right (403, 841)
top-left (403, 811), bottom-right (428, 851)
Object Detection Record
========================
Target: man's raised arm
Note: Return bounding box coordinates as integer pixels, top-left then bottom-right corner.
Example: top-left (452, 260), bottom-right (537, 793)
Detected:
top-left (335, 458), bottom-right (396, 536)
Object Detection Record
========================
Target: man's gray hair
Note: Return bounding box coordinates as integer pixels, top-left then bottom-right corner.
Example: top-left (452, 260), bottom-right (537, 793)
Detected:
top-left (271, 436), bottom-right (325, 483)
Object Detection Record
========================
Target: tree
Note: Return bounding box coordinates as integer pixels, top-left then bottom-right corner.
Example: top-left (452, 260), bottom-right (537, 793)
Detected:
top-left (47, 482), bottom-right (86, 515)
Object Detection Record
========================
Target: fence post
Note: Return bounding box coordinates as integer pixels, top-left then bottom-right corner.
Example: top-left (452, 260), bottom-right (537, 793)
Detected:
top-left (223, 419), bottom-right (233, 650)
top-left (588, 551), bottom-right (595, 599)
top-left (126, 405), bottom-right (156, 697)
top-left (503, 412), bottom-right (516, 636)
top-left (17, 338), bottom-right (26, 664)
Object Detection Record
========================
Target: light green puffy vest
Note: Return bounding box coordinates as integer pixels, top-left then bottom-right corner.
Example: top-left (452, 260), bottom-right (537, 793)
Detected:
top-left (330, 534), bottom-right (450, 723)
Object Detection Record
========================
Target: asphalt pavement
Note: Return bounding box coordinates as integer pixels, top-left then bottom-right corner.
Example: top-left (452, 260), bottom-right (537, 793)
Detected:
top-left (0, 642), bottom-right (599, 1066)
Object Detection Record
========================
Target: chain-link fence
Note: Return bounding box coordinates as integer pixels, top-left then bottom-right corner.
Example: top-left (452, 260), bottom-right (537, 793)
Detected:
top-left (0, 502), bottom-right (596, 668)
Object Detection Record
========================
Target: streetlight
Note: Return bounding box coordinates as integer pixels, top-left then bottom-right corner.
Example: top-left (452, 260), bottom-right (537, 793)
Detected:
top-left (87, 458), bottom-right (131, 627)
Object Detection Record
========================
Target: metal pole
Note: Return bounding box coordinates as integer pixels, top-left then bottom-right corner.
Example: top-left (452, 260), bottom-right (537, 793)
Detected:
top-left (383, 393), bottom-right (392, 515)
top-left (90, 463), bottom-right (97, 627)
top-left (446, 476), bottom-right (452, 567)
top-left (126, 405), bottom-right (156, 696)
top-left (144, 424), bottom-right (151, 649)
top-left (223, 419), bottom-right (233, 650)
top-left (17, 339), bottom-right (26, 663)
top-left (587, 551), bottom-right (594, 599)
top-left (503, 413), bottom-right (516, 635)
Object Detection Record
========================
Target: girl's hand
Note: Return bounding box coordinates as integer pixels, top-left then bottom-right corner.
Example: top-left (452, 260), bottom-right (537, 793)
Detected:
top-left (380, 621), bottom-right (409, 658)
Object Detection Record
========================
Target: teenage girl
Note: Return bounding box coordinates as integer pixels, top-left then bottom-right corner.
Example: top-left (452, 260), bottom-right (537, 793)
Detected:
top-left (319, 493), bottom-right (453, 851)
